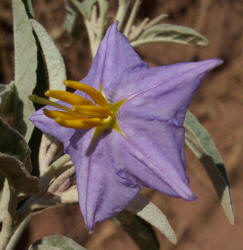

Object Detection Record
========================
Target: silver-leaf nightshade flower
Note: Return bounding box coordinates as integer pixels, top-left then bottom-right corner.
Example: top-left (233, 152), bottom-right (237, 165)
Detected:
top-left (30, 22), bottom-right (222, 231)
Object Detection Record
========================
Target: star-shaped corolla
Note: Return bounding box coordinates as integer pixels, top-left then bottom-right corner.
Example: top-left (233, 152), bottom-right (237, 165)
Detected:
top-left (30, 22), bottom-right (222, 230)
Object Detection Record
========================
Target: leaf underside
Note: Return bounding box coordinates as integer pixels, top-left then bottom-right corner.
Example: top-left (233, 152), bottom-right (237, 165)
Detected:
top-left (184, 111), bottom-right (234, 225)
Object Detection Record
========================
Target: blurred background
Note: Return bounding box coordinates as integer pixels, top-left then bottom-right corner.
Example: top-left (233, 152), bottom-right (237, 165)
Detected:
top-left (0, 0), bottom-right (243, 249)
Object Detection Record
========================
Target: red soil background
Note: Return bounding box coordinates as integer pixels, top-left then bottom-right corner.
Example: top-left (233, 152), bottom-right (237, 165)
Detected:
top-left (0, 0), bottom-right (243, 249)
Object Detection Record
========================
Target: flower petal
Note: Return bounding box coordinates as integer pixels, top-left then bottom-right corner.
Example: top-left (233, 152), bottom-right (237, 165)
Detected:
top-left (30, 105), bottom-right (87, 148)
top-left (65, 130), bottom-right (140, 231)
top-left (113, 60), bottom-right (222, 199)
top-left (118, 59), bottom-right (223, 126)
top-left (81, 22), bottom-right (148, 98)
top-left (109, 124), bottom-right (196, 200)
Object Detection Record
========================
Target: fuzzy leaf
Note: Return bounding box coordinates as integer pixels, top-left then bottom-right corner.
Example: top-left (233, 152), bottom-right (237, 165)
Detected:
top-left (0, 117), bottom-right (32, 172)
top-left (126, 194), bottom-right (177, 244)
top-left (131, 23), bottom-right (208, 47)
top-left (0, 153), bottom-right (38, 196)
top-left (116, 211), bottom-right (159, 250)
top-left (68, 0), bottom-right (97, 18)
top-left (30, 19), bottom-right (66, 92)
top-left (13, 0), bottom-right (38, 142)
top-left (116, 0), bottom-right (130, 30)
top-left (0, 179), bottom-right (10, 222)
top-left (22, 0), bottom-right (35, 17)
top-left (144, 14), bottom-right (168, 28)
top-left (184, 111), bottom-right (234, 224)
top-left (29, 235), bottom-right (87, 250)
top-left (0, 179), bottom-right (17, 247)
top-left (63, 0), bottom-right (77, 33)
top-left (0, 82), bottom-right (17, 124)
top-left (63, 0), bottom-right (83, 38)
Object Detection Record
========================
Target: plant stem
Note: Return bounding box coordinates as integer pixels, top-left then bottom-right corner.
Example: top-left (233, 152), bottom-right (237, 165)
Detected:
top-left (116, 0), bottom-right (130, 30)
top-left (97, 0), bottom-right (108, 41)
top-left (123, 0), bottom-right (142, 37)
top-left (47, 166), bottom-right (75, 194)
top-left (0, 181), bottom-right (16, 250)
top-left (5, 213), bottom-right (33, 250)
top-left (39, 154), bottom-right (71, 192)
top-left (84, 19), bottom-right (97, 58)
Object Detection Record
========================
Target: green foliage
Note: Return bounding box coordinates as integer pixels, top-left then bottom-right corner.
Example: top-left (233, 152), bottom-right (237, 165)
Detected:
top-left (0, 179), bottom-right (17, 249)
top-left (131, 23), bottom-right (209, 47)
top-left (0, 180), bottom-right (12, 222)
top-left (67, 0), bottom-right (109, 57)
top-left (184, 111), bottom-right (234, 224)
top-left (13, 0), bottom-right (38, 142)
top-left (0, 152), bottom-right (38, 196)
top-left (126, 194), bottom-right (177, 244)
top-left (0, 117), bottom-right (32, 172)
top-left (30, 19), bottom-right (67, 92)
top-left (117, 211), bottom-right (159, 250)
top-left (68, 0), bottom-right (97, 19)
top-left (0, 82), bottom-right (17, 125)
top-left (63, 0), bottom-right (84, 39)
top-left (116, 0), bottom-right (130, 30)
top-left (0, 115), bottom-right (38, 198)
top-left (22, 0), bottom-right (35, 18)
top-left (29, 235), bottom-right (87, 250)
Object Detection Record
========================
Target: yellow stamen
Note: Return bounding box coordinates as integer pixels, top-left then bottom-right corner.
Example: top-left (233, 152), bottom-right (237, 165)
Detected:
top-left (63, 80), bottom-right (107, 106)
top-left (55, 117), bottom-right (102, 129)
top-left (45, 90), bottom-right (93, 105)
top-left (29, 95), bottom-right (87, 119)
top-left (30, 81), bottom-right (128, 137)
top-left (43, 109), bottom-right (78, 120)
top-left (72, 105), bottom-right (111, 119)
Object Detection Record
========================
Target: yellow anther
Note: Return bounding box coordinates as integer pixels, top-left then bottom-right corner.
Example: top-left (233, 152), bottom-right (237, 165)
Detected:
top-left (43, 109), bottom-right (78, 120)
top-left (72, 105), bottom-right (111, 119)
top-left (30, 95), bottom-right (87, 119)
top-left (55, 117), bottom-right (102, 129)
top-left (29, 82), bottom-right (127, 135)
top-left (63, 80), bottom-right (107, 106)
top-left (45, 90), bottom-right (93, 105)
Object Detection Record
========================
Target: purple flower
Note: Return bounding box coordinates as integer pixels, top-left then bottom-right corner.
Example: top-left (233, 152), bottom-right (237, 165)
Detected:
top-left (30, 22), bottom-right (222, 230)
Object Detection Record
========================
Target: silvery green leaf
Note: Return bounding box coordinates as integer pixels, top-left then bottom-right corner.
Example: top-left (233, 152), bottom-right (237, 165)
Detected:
top-left (30, 19), bottom-right (66, 92)
top-left (0, 117), bottom-right (32, 172)
top-left (63, 0), bottom-right (83, 38)
top-left (29, 235), bottom-right (87, 250)
top-left (0, 152), bottom-right (38, 196)
top-left (116, 0), bottom-right (130, 30)
top-left (123, 0), bottom-right (142, 37)
top-left (13, 0), bottom-right (38, 142)
top-left (60, 186), bottom-right (78, 204)
top-left (0, 179), bottom-right (10, 222)
top-left (144, 14), bottom-right (168, 29)
top-left (128, 18), bottom-right (149, 41)
top-left (38, 134), bottom-right (63, 177)
top-left (126, 194), bottom-right (177, 244)
top-left (116, 211), bottom-right (159, 250)
top-left (22, 0), bottom-right (35, 17)
top-left (68, 0), bottom-right (97, 19)
top-left (184, 111), bottom-right (234, 225)
top-left (39, 154), bottom-right (71, 192)
top-left (63, 0), bottom-right (77, 33)
top-left (128, 14), bottom-right (168, 41)
top-left (0, 179), bottom-right (16, 248)
top-left (97, 0), bottom-right (109, 25)
top-left (131, 24), bottom-right (208, 47)
top-left (0, 81), bottom-right (17, 124)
